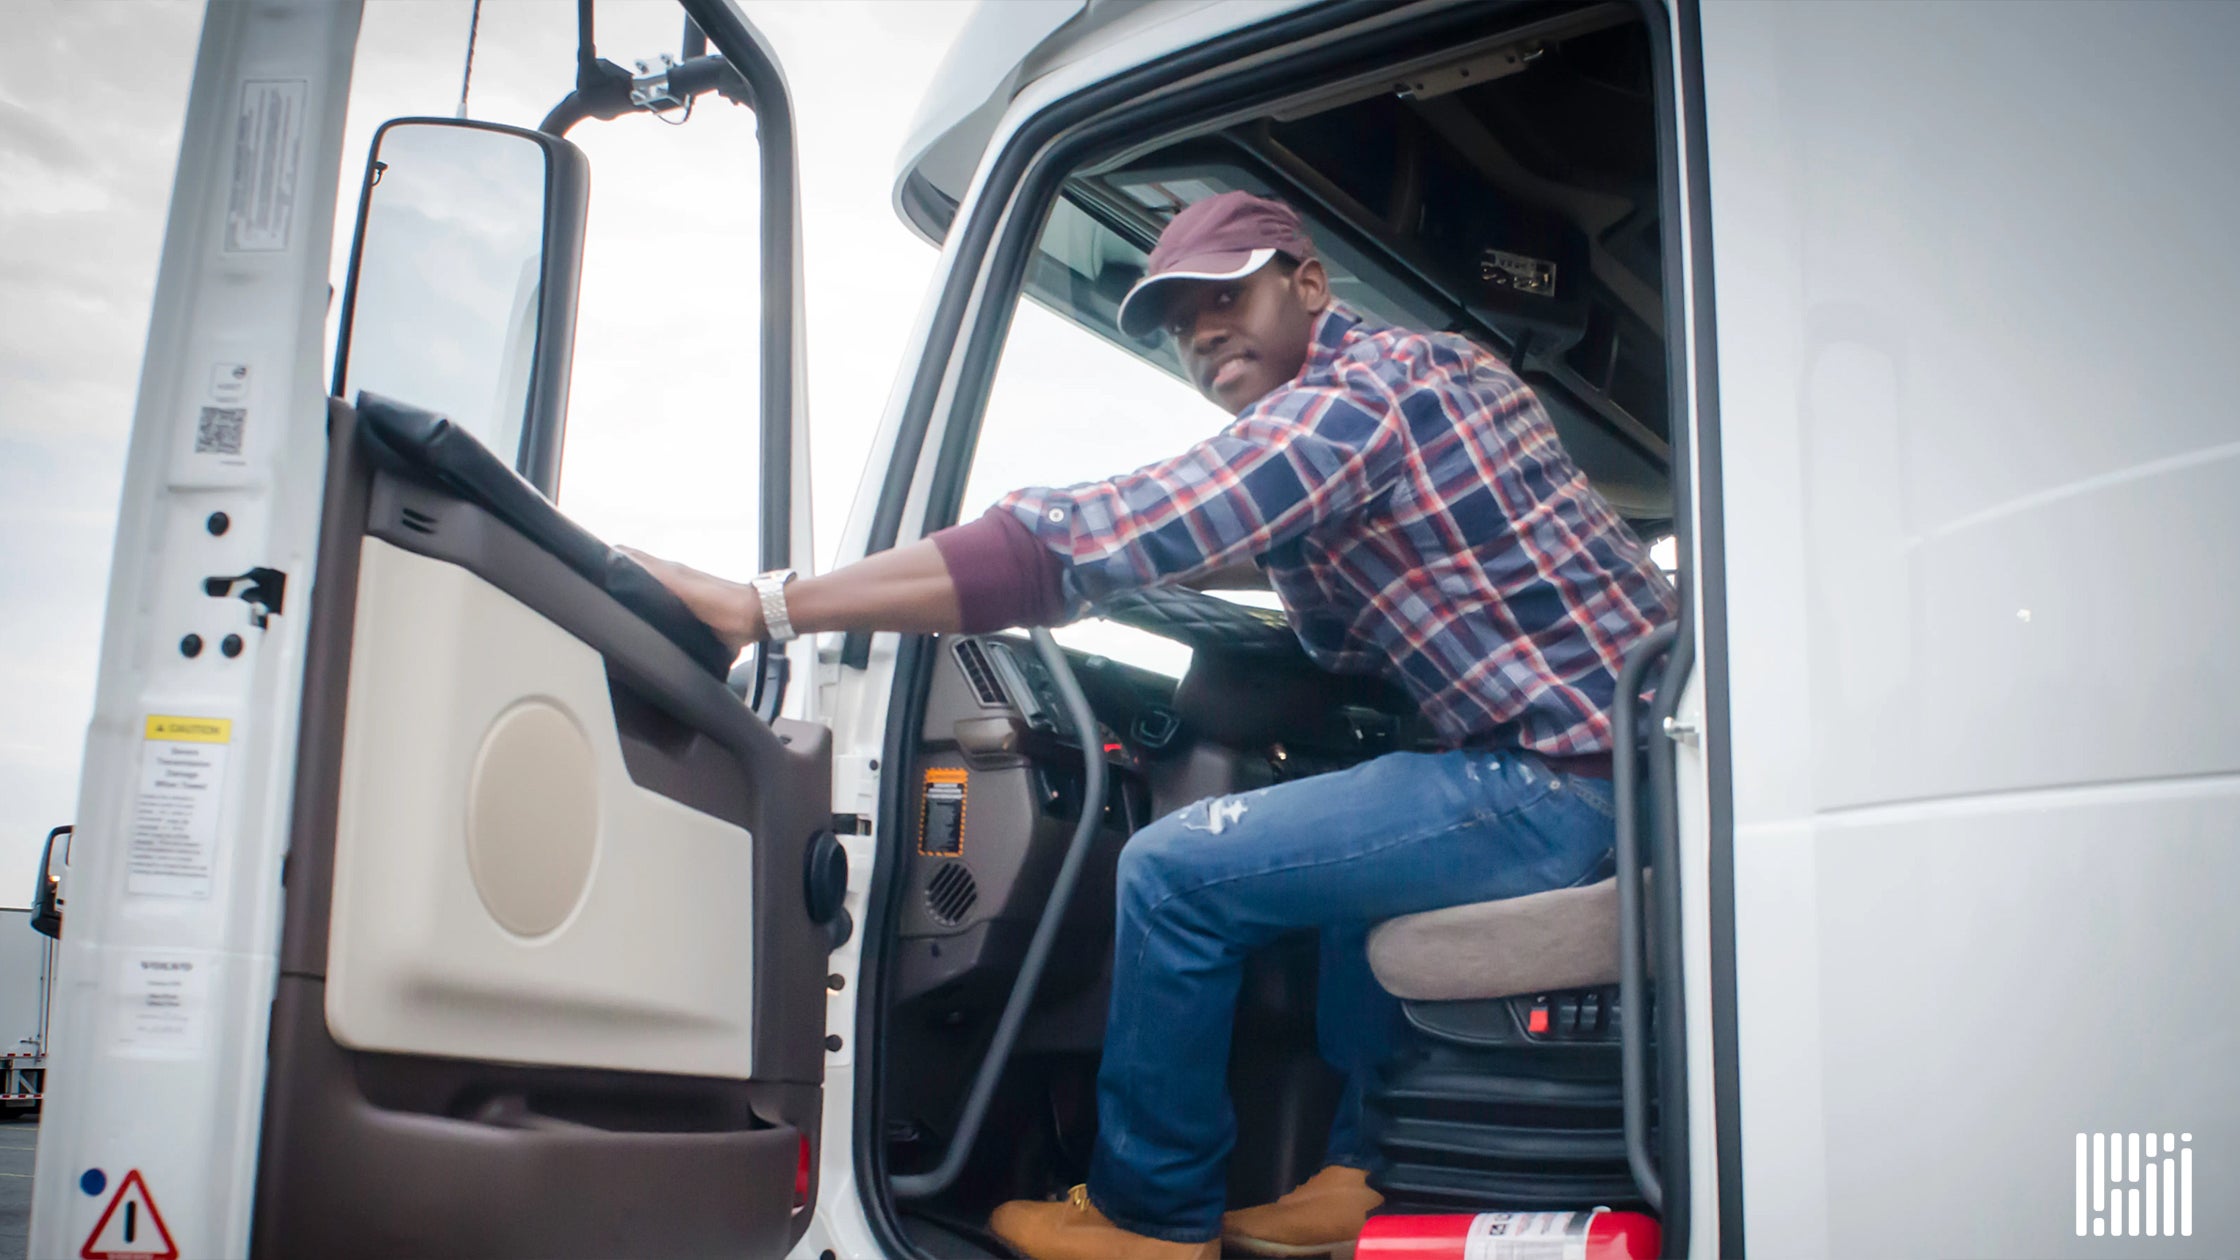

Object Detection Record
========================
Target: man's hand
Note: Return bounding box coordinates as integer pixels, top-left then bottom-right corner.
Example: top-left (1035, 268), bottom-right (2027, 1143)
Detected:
top-left (620, 536), bottom-right (970, 648)
top-left (618, 547), bottom-right (764, 656)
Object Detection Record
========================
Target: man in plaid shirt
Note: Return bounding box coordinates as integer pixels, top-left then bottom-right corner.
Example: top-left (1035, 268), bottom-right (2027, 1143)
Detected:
top-left (638, 192), bottom-right (1676, 1260)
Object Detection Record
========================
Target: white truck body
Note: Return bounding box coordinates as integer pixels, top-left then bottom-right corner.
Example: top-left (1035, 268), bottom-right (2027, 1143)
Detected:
top-left (30, 1), bottom-right (2239, 1257)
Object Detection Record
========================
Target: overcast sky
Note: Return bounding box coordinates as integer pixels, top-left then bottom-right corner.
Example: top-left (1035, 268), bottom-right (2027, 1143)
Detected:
top-left (0, 0), bottom-right (1001, 905)
top-left (0, 0), bottom-right (1255, 907)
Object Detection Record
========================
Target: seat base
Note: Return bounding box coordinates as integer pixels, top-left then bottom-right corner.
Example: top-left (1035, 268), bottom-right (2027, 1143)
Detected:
top-left (1403, 986), bottom-right (1621, 1050)
top-left (1367, 879), bottom-right (1620, 1003)
top-left (1364, 1008), bottom-right (1647, 1216)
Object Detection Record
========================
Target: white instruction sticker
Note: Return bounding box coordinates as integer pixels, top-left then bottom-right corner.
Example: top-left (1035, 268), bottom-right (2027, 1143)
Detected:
top-left (128, 716), bottom-right (231, 899)
top-left (188, 359), bottom-right (253, 466)
top-left (224, 79), bottom-right (306, 252)
top-left (208, 361), bottom-right (251, 406)
top-left (1464, 1210), bottom-right (1594, 1260)
top-left (111, 952), bottom-right (211, 1058)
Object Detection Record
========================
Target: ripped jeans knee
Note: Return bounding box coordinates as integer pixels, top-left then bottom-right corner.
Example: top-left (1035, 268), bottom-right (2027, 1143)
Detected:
top-left (1113, 787), bottom-right (1285, 919)
top-left (1179, 790), bottom-right (1260, 836)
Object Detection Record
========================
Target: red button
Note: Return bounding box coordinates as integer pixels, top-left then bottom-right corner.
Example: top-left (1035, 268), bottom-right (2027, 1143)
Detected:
top-left (1527, 1005), bottom-right (1550, 1034)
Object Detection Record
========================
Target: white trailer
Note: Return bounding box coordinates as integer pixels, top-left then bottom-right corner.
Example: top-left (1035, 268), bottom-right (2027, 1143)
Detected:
top-left (0, 909), bottom-right (55, 1115)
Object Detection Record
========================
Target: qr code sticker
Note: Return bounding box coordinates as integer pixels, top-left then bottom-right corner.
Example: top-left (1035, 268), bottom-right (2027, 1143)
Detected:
top-left (195, 407), bottom-right (246, 456)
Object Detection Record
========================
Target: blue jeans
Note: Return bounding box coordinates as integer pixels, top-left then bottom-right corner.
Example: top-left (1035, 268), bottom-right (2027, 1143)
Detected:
top-left (1085, 746), bottom-right (1618, 1243)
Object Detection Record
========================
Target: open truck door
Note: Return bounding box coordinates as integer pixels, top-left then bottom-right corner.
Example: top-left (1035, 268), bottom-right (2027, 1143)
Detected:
top-left (30, 3), bottom-right (834, 1256)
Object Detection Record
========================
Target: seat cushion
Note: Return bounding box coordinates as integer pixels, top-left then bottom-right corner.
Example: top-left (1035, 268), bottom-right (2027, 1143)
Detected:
top-left (1366, 878), bottom-right (1619, 1001)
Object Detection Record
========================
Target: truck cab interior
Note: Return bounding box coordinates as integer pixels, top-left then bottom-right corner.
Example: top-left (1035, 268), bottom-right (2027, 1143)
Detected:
top-left (863, 2), bottom-right (1689, 1253)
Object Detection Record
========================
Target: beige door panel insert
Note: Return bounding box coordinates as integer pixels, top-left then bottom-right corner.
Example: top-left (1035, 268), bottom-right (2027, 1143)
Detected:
top-left (326, 538), bottom-right (758, 1077)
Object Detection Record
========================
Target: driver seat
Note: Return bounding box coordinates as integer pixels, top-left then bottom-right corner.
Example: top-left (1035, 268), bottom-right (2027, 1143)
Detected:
top-left (1358, 876), bottom-right (1648, 1212)
top-left (1367, 876), bottom-right (1620, 1004)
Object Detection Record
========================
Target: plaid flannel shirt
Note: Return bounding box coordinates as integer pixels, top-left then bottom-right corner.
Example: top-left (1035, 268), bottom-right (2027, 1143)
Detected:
top-left (998, 304), bottom-right (1677, 756)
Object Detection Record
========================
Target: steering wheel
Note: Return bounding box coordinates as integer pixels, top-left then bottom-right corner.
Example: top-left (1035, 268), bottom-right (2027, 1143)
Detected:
top-left (1093, 584), bottom-right (1302, 659)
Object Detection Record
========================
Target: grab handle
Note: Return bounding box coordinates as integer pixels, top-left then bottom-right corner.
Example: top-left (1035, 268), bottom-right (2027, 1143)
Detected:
top-left (1613, 623), bottom-right (1677, 1212)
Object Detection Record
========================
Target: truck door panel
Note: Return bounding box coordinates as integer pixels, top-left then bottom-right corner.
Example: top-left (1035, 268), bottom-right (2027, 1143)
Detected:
top-left (253, 400), bottom-right (831, 1258)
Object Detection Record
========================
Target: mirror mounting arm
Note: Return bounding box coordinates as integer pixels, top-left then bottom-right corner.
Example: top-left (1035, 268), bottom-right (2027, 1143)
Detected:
top-left (539, 56), bottom-right (636, 137)
top-left (660, 54), bottom-right (750, 108)
top-left (539, 0), bottom-right (636, 136)
top-left (540, 52), bottom-right (747, 136)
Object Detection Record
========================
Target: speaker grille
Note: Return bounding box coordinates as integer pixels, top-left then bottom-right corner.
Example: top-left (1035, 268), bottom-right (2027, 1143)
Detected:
top-left (925, 863), bottom-right (978, 926)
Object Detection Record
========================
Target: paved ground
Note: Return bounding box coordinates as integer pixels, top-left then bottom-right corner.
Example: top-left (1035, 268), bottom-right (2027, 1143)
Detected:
top-left (0, 1117), bottom-right (32, 1260)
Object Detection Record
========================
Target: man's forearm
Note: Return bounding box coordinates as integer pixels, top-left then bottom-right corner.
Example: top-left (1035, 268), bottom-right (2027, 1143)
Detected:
top-left (623, 538), bottom-right (964, 656)
top-left (787, 539), bottom-right (964, 637)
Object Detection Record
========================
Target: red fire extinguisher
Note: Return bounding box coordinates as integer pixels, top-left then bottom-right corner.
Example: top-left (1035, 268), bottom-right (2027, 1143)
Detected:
top-left (1355, 1208), bottom-right (1661, 1258)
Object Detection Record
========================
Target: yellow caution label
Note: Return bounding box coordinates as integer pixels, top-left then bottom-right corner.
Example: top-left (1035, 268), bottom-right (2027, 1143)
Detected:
top-left (145, 715), bottom-right (232, 744)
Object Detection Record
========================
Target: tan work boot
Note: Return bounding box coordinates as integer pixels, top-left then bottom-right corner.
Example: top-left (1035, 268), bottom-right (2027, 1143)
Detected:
top-left (988, 1184), bottom-right (1219, 1260)
top-left (1220, 1165), bottom-right (1383, 1257)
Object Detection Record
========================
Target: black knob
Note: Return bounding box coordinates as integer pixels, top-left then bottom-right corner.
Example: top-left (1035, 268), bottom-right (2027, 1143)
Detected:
top-left (803, 831), bottom-right (847, 926)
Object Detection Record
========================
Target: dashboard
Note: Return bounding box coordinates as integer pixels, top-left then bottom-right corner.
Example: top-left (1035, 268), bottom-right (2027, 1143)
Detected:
top-left (888, 589), bottom-right (1428, 1019)
top-left (949, 636), bottom-right (1183, 760)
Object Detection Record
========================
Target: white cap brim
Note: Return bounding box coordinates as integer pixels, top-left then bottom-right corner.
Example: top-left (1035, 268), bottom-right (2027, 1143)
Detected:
top-left (1116, 247), bottom-right (1278, 338)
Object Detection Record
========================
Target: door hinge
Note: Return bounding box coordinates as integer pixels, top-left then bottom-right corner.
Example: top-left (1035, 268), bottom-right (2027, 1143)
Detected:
top-left (830, 813), bottom-right (872, 836)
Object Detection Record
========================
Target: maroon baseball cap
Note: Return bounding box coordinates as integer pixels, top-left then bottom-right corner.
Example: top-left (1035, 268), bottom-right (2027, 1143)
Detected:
top-left (1116, 190), bottom-right (1316, 338)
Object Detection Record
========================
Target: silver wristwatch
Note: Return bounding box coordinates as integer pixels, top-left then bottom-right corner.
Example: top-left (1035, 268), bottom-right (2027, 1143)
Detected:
top-left (750, 568), bottom-right (800, 644)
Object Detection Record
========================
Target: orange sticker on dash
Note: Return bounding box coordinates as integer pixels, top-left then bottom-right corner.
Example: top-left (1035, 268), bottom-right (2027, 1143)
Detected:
top-left (920, 768), bottom-right (968, 857)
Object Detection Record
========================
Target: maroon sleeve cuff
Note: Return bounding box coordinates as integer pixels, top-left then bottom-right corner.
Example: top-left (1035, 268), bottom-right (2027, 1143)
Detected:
top-left (929, 507), bottom-right (1067, 634)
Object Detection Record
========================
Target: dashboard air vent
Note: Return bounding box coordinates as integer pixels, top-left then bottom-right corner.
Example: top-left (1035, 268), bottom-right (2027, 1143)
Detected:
top-left (952, 640), bottom-right (1006, 708)
top-left (925, 863), bottom-right (978, 926)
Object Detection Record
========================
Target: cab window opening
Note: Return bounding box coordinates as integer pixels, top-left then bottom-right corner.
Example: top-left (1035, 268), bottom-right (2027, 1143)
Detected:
top-left (950, 12), bottom-right (1673, 675)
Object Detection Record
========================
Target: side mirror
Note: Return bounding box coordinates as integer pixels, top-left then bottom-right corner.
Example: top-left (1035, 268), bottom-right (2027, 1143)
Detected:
top-left (333, 118), bottom-right (590, 495)
top-left (30, 825), bottom-right (70, 940)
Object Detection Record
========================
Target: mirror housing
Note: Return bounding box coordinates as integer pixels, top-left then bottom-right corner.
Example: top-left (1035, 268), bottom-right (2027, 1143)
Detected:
top-left (333, 118), bottom-right (589, 495)
top-left (30, 825), bottom-right (70, 940)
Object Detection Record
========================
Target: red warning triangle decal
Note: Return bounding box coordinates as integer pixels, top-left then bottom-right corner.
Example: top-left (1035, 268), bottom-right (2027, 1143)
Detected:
top-left (80, 1169), bottom-right (178, 1260)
